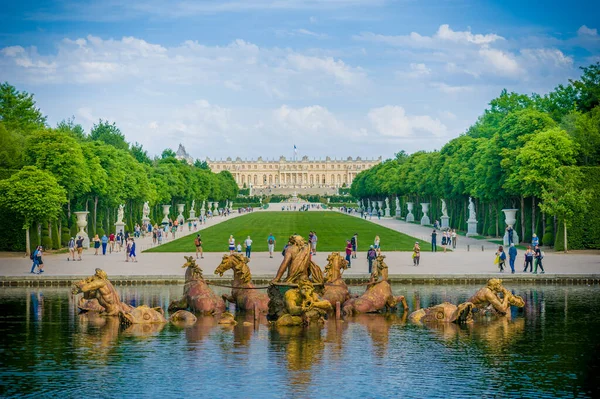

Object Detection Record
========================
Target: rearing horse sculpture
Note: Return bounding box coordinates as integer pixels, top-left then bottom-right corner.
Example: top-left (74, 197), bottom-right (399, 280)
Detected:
top-left (322, 252), bottom-right (350, 307)
top-left (214, 253), bottom-right (269, 314)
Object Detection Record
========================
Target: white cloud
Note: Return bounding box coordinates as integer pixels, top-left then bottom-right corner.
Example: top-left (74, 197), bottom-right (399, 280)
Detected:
top-left (436, 24), bottom-right (503, 45)
top-left (368, 106), bottom-right (447, 138)
top-left (286, 54), bottom-right (365, 86)
top-left (479, 47), bottom-right (522, 77)
top-left (578, 25), bottom-right (598, 37)
top-left (520, 48), bottom-right (573, 67)
top-left (431, 82), bottom-right (473, 94)
top-left (397, 63), bottom-right (431, 78)
top-left (274, 105), bottom-right (343, 132)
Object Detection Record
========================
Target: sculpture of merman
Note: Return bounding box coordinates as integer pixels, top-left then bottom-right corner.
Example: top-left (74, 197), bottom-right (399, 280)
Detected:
top-left (72, 268), bottom-right (133, 315)
top-left (214, 253), bottom-right (269, 314)
top-left (276, 279), bottom-right (332, 327)
top-left (408, 279), bottom-right (525, 324)
top-left (169, 256), bottom-right (226, 315)
top-left (322, 252), bottom-right (350, 307)
top-left (272, 235), bottom-right (324, 284)
top-left (342, 254), bottom-right (408, 316)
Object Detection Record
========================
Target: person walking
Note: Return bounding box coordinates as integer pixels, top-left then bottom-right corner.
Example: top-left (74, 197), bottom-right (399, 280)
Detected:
top-left (374, 235), bottom-right (380, 250)
top-left (495, 245), bottom-right (506, 272)
top-left (101, 233), bottom-right (108, 255)
top-left (194, 235), bottom-right (204, 259)
top-left (244, 236), bottom-right (253, 258)
top-left (532, 233), bottom-right (539, 248)
top-left (157, 229), bottom-right (163, 245)
top-left (67, 237), bottom-right (76, 261)
top-left (311, 232), bottom-right (318, 255)
top-left (451, 229), bottom-right (457, 249)
top-left (523, 246), bottom-right (534, 272)
top-left (129, 238), bottom-right (137, 262)
top-left (267, 233), bottom-right (276, 258)
top-left (30, 246), bottom-right (41, 274)
top-left (116, 232), bottom-right (123, 252)
top-left (345, 240), bottom-right (352, 268)
top-left (93, 234), bottom-right (100, 255)
top-left (431, 230), bottom-right (437, 252)
top-left (412, 242), bottom-right (421, 266)
top-left (76, 236), bottom-right (84, 260)
top-left (228, 235), bottom-right (236, 255)
top-left (508, 243), bottom-right (517, 274)
top-left (109, 232), bottom-right (115, 253)
top-left (351, 233), bottom-right (358, 259)
top-left (507, 225), bottom-right (514, 245)
top-left (533, 244), bottom-right (545, 274)
top-left (367, 245), bottom-right (377, 274)
top-left (125, 238), bottom-right (131, 262)
top-left (441, 231), bottom-right (447, 253)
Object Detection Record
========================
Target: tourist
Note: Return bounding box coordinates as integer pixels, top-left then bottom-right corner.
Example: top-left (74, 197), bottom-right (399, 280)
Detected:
top-left (312, 231), bottom-right (318, 255)
top-left (351, 233), bottom-right (358, 259)
top-left (116, 231), bottom-right (123, 252)
top-left (495, 245), bottom-right (506, 272)
top-left (188, 220), bottom-right (192, 231)
top-left (523, 245), bottom-right (534, 272)
top-left (431, 230), bottom-right (437, 252)
top-left (229, 235), bottom-right (236, 254)
top-left (101, 233), bottom-right (108, 255)
top-left (194, 234), bottom-right (203, 259)
top-left (508, 243), bottom-right (517, 274)
top-left (412, 242), bottom-right (420, 266)
top-left (532, 233), bottom-right (539, 248)
top-left (157, 229), bottom-right (163, 245)
top-left (441, 231), bottom-right (447, 252)
top-left (434, 220), bottom-right (440, 230)
top-left (152, 229), bottom-right (157, 245)
top-left (93, 234), bottom-right (100, 255)
top-left (345, 240), bottom-right (352, 268)
top-left (76, 236), bottom-right (84, 260)
top-left (367, 245), bottom-right (377, 274)
top-left (267, 233), bottom-right (276, 258)
top-left (193, 221), bottom-right (197, 230)
top-left (129, 238), bottom-right (137, 262)
top-left (109, 232), bottom-right (115, 253)
top-left (377, 209), bottom-right (381, 219)
top-left (534, 244), bottom-right (545, 274)
top-left (374, 235), bottom-right (380, 250)
top-left (67, 237), bottom-right (76, 261)
top-left (236, 243), bottom-right (242, 253)
top-left (245, 236), bottom-right (253, 258)
top-left (451, 229), bottom-right (457, 249)
top-left (171, 224), bottom-right (177, 239)
top-left (125, 238), bottom-right (131, 262)
top-left (30, 245), bottom-right (42, 274)
top-left (507, 225), bottom-right (514, 245)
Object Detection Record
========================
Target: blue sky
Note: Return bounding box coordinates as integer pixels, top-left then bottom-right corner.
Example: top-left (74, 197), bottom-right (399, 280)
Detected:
top-left (1, 0), bottom-right (599, 160)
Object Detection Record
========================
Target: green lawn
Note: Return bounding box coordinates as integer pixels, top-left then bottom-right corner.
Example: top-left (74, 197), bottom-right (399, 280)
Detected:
top-left (145, 212), bottom-right (425, 253)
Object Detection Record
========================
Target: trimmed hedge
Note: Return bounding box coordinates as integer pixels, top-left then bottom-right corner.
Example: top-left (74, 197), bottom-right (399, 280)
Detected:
top-left (51, 221), bottom-right (60, 249)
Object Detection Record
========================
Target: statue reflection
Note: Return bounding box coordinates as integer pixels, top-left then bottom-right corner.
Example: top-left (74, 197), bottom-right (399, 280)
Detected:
top-left (73, 313), bottom-right (120, 363)
top-left (350, 313), bottom-right (407, 358)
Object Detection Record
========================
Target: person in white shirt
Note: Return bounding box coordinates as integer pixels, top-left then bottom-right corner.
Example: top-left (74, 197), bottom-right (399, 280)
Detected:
top-left (244, 236), bottom-right (253, 258)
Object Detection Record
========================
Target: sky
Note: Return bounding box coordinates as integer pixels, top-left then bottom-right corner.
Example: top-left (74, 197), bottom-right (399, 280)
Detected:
top-left (1, 0), bottom-right (599, 161)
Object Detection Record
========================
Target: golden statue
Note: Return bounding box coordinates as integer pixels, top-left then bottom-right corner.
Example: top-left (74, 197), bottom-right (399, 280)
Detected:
top-left (72, 268), bottom-right (133, 316)
top-left (343, 254), bottom-right (408, 315)
top-left (276, 279), bottom-right (332, 326)
top-left (322, 252), bottom-right (350, 307)
top-left (409, 278), bottom-right (525, 324)
top-left (214, 253), bottom-right (269, 314)
top-left (272, 235), bottom-right (324, 284)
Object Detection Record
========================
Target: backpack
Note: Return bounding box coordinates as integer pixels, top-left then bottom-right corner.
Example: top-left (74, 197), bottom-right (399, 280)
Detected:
top-left (194, 238), bottom-right (200, 246)
top-left (268, 238), bottom-right (274, 244)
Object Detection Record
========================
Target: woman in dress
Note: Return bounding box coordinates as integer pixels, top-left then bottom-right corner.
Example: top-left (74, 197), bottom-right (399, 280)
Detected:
top-left (374, 235), bottom-right (381, 250)
top-left (228, 235), bottom-right (236, 254)
top-left (93, 234), bottom-right (101, 255)
top-left (129, 238), bottom-right (137, 262)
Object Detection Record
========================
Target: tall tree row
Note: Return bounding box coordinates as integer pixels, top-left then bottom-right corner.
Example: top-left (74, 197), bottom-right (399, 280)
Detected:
top-left (351, 63), bottom-right (600, 251)
top-left (0, 83), bottom-right (238, 254)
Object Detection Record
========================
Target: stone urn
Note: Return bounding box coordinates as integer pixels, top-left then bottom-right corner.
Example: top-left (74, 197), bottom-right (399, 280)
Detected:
top-left (406, 202), bottom-right (414, 222)
top-left (74, 211), bottom-right (90, 248)
top-left (420, 203), bottom-right (430, 226)
top-left (502, 208), bottom-right (520, 245)
top-left (177, 204), bottom-right (185, 224)
top-left (161, 205), bottom-right (171, 225)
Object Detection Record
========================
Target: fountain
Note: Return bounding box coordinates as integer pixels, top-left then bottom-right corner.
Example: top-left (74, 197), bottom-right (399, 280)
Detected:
top-left (74, 211), bottom-right (90, 248)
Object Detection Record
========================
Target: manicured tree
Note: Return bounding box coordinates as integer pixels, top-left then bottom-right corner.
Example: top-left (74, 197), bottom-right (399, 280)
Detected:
top-left (0, 166), bottom-right (67, 255)
top-left (0, 82), bottom-right (47, 132)
top-left (540, 167), bottom-right (591, 253)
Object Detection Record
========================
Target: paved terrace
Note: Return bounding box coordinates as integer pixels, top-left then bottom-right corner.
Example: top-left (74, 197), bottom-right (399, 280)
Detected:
top-left (1, 209), bottom-right (599, 286)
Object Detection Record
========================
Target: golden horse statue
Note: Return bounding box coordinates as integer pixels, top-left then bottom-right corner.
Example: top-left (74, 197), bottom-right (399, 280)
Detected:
top-left (322, 252), bottom-right (350, 307)
top-left (214, 253), bottom-right (269, 314)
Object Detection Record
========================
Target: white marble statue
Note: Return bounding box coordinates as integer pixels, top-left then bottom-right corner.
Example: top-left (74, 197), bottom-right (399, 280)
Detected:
top-left (117, 204), bottom-right (125, 223)
top-left (191, 199), bottom-right (195, 210)
top-left (385, 197), bottom-right (390, 209)
top-left (468, 197), bottom-right (476, 221)
top-left (441, 199), bottom-right (448, 217)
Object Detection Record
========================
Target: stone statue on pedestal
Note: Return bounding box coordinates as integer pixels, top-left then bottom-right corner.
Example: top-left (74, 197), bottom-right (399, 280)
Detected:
top-left (466, 197), bottom-right (478, 237)
top-left (117, 204), bottom-right (125, 223)
top-left (468, 197), bottom-right (476, 221)
top-left (440, 199), bottom-right (450, 229)
top-left (441, 199), bottom-right (448, 217)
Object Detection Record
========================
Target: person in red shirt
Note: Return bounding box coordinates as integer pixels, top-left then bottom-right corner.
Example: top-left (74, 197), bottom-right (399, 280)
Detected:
top-left (345, 240), bottom-right (352, 269)
top-left (109, 233), bottom-right (115, 253)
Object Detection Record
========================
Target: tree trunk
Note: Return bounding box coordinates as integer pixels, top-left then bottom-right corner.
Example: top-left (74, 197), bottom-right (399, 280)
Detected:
top-left (93, 196), bottom-right (98, 233)
top-left (495, 201), bottom-right (499, 237)
top-left (520, 195), bottom-right (525, 241)
top-left (542, 212), bottom-right (546, 238)
top-left (67, 200), bottom-right (71, 219)
top-left (532, 197), bottom-right (536, 238)
top-left (564, 220), bottom-right (568, 253)
top-left (25, 226), bottom-right (31, 256)
top-left (85, 199), bottom-right (89, 234)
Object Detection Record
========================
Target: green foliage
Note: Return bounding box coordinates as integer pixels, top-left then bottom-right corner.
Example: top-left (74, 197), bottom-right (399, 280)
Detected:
top-left (0, 207), bottom-right (26, 251)
top-left (41, 225), bottom-right (52, 250)
top-left (542, 223), bottom-right (554, 247)
top-left (570, 62), bottom-right (600, 113)
top-left (56, 117), bottom-right (86, 140)
top-left (161, 148), bottom-right (176, 159)
top-left (90, 119), bottom-right (129, 151)
top-left (61, 232), bottom-right (71, 247)
top-left (29, 225), bottom-right (39, 253)
top-left (0, 122), bottom-right (25, 170)
top-left (130, 142), bottom-right (152, 165)
top-left (96, 227), bottom-right (105, 237)
top-left (194, 159), bottom-right (210, 170)
top-left (0, 82), bottom-right (47, 132)
top-left (51, 222), bottom-right (60, 249)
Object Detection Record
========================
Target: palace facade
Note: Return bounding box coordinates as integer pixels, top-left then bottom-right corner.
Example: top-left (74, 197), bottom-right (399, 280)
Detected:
top-left (206, 155), bottom-right (382, 189)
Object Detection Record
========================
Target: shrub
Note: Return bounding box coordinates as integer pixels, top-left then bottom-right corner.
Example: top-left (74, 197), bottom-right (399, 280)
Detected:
top-left (29, 225), bottom-right (40, 253)
top-left (51, 222), bottom-right (60, 249)
top-left (61, 232), bottom-right (71, 246)
top-left (542, 223), bottom-right (554, 246)
top-left (96, 227), bottom-right (105, 237)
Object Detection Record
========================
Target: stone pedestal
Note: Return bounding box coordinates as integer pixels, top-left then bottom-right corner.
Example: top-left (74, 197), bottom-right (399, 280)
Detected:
top-left (189, 210), bottom-right (196, 220)
top-left (395, 208), bottom-right (402, 219)
top-left (385, 207), bottom-right (391, 218)
top-left (466, 220), bottom-right (478, 237)
top-left (502, 209), bottom-right (519, 245)
top-left (441, 216), bottom-right (450, 229)
top-left (115, 222), bottom-right (126, 236)
top-left (74, 211), bottom-right (90, 248)
top-left (406, 202), bottom-right (414, 222)
top-left (420, 203), bottom-right (430, 225)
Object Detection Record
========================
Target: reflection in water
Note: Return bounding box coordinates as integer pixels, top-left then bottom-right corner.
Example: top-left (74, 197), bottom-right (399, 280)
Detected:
top-left (0, 284), bottom-right (597, 398)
